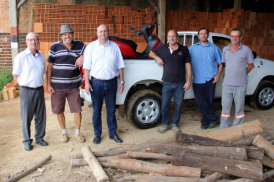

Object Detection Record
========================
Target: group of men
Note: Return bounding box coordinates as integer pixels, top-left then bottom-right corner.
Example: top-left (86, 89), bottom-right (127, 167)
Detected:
top-left (150, 27), bottom-right (254, 133)
top-left (13, 24), bottom-right (124, 151)
top-left (12, 24), bottom-right (254, 151)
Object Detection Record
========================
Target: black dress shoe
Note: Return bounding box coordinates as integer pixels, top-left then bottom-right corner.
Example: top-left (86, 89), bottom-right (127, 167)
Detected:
top-left (24, 145), bottom-right (33, 151)
top-left (109, 135), bottom-right (123, 143)
top-left (93, 136), bottom-right (101, 144)
top-left (208, 117), bottom-right (220, 129)
top-left (36, 140), bottom-right (48, 146)
top-left (201, 124), bottom-right (208, 130)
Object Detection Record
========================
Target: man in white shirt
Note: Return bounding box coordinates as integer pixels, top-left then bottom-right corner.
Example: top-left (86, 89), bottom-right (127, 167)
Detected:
top-left (12, 32), bottom-right (48, 151)
top-left (83, 24), bottom-right (125, 144)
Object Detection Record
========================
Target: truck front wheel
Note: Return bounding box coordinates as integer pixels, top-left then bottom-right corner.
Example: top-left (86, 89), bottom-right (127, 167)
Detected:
top-left (249, 80), bottom-right (274, 110)
top-left (126, 89), bottom-right (161, 129)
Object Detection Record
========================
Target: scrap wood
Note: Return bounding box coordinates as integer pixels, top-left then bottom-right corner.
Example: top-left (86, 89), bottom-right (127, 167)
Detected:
top-left (260, 155), bottom-right (274, 168)
top-left (4, 155), bottom-right (52, 182)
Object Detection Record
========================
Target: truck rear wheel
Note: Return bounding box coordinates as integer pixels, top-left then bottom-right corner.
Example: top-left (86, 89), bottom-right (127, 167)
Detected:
top-left (249, 80), bottom-right (274, 110)
top-left (126, 89), bottom-right (161, 129)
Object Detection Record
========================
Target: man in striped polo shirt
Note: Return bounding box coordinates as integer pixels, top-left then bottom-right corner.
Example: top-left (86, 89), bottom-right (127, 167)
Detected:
top-left (47, 24), bottom-right (86, 143)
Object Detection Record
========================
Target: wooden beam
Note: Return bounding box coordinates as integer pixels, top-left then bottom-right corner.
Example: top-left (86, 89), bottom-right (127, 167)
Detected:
top-left (146, 0), bottom-right (159, 13)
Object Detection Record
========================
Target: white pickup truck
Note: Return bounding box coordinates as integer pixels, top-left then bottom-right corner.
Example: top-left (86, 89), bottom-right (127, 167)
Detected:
top-left (80, 32), bottom-right (274, 129)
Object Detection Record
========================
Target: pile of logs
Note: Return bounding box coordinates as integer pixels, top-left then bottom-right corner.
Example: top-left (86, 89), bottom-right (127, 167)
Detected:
top-left (71, 120), bottom-right (274, 182)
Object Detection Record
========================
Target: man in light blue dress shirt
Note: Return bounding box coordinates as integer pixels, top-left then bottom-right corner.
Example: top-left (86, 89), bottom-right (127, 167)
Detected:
top-left (189, 28), bottom-right (223, 130)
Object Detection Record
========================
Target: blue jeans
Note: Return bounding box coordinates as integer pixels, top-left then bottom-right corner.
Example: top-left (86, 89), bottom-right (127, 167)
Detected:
top-left (90, 78), bottom-right (118, 137)
top-left (161, 82), bottom-right (185, 126)
top-left (193, 78), bottom-right (219, 124)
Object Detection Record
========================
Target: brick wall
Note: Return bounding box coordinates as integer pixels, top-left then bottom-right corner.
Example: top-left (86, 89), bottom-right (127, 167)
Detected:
top-left (0, 0), bottom-right (12, 70)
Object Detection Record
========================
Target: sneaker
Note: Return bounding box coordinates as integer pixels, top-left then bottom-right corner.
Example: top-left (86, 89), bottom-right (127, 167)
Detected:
top-left (158, 125), bottom-right (170, 133)
top-left (201, 124), bottom-right (208, 130)
top-left (75, 133), bottom-right (86, 143)
top-left (60, 133), bottom-right (69, 143)
top-left (171, 126), bottom-right (181, 133)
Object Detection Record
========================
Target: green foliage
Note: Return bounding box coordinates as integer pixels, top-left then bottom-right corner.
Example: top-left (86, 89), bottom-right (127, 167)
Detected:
top-left (0, 69), bottom-right (13, 93)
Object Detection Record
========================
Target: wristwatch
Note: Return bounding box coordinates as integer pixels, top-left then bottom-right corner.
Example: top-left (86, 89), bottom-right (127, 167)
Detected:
top-left (120, 81), bottom-right (125, 84)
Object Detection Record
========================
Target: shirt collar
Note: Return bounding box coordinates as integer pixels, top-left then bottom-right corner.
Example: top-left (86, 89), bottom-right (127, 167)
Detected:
top-left (98, 39), bottom-right (110, 46)
top-left (26, 48), bottom-right (39, 56)
top-left (197, 41), bottom-right (211, 47)
top-left (228, 42), bottom-right (243, 50)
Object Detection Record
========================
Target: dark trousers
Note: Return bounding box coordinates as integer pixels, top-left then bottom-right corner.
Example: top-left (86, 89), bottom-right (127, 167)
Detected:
top-left (161, 82), bottom-right (185, 126)
top-left (90, 78), bottom-right (118, 137)
top-left (193, 78), bottom-right (219, 124)
top-left (20, 87), bottom-right (46, 145)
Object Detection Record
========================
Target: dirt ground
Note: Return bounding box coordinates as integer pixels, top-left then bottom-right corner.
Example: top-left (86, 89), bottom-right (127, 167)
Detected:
top-left (0, 92), bottom-right (274, 182)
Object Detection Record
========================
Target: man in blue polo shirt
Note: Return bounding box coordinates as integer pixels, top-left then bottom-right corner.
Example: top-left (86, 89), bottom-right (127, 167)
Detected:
top-left (47, 24), bottom-right (86, 143)
top-left (149, 29), bottom-right (192, 133)
top-left (189, 28), bottom-right (223, 130)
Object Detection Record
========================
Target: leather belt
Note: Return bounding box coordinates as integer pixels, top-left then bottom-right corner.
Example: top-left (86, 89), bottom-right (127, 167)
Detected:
top-left (21, 86), bottom-right (43, 90)
top-left (92, 77), bottom-right (117, 82)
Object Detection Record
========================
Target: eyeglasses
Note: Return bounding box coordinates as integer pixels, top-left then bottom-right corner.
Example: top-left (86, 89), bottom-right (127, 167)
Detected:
top-left (230, 35), bottom-right (241, 38)
top-left (27, 39), bottom-right (39, 42)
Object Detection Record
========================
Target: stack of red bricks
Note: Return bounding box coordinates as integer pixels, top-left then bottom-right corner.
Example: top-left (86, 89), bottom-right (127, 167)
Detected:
top-left (34, 3), bottom-right (155, 55)
top-left (166, 8), bottom-right (274, 61)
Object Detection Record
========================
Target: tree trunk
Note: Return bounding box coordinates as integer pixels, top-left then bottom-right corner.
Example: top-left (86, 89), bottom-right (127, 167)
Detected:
top-left (171, 152), bottom-right (263, 181)
top-left (107, 158), bottom-right (201, 178)
top-left (81, 146), bottom-right (109, 182)
top-left (263, 169), bottom-right (274, 181)
top-left (202, 172), bottom-right (226, 182)
top-left (253, 134), bottom-right (274, 160)
top-left (174, 133), bottom-right (264, 160)
top-left (148, 144), bottom-right (247, 160)
top-left (201, 120), bottom-right (263, 142)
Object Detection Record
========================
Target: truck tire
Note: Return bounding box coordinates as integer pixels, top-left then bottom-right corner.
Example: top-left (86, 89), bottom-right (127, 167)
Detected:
top-left (126, 89), bottom-right (161, 129)
top-left (249, 80), bottom-right (274, 110)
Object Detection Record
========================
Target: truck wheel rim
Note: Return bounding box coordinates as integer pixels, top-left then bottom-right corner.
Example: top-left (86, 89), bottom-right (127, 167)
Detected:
top-left (136, 99), bottom-right (160, 124)
top-left (258, 87), bottom-right (274, 106)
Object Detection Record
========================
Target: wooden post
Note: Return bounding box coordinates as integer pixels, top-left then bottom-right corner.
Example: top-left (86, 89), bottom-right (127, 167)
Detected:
top-left (201, 120), bottom-right (263, 142)
top-left (107, 158), bottom-right (201, 178)
top-left (117, 175), bottom-right (203, 182)
top-left (127, 151), bottom-right (171, 161)
top-left (260, 155), bottom-right (274, 168)
top-left (253, 134), bottom-right (274, 160)
top-left (81, 146), bottom-right (109, 182)
top-left (171, 152), bottom-right (263, 181)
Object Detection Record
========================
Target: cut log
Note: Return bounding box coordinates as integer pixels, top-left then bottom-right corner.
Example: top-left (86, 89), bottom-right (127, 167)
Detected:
top-left (81, 146), bottom-right (109, 182)
top-left (201, 120), bottom-right (263, 142)
top-left (171, 152), bottom-right (263, 181)
top-left (4, 155), bottom-right (52, 182)
top-left (71, 159), bottom-right (88, 167)
top-left (231, 132), bottom-right (272, 146)
top-left (148, 144), bottom-right (247, 161)
top-left (231, 179), bottom-right (258, 182)
top-left (252, 134), bottom-right (274, 160)
top-left (107, 158), bottom-right (201, 177)
top-left (117, 175), bottom-right (203, 182)
top-left (127, 151), bottom-right (171, 161)
top-left (174, 133), bottom-right (264, 160)
top-left (263, 169), bottom-right (274, 181)
top-left (260, 155), bottom-right (274, 168)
